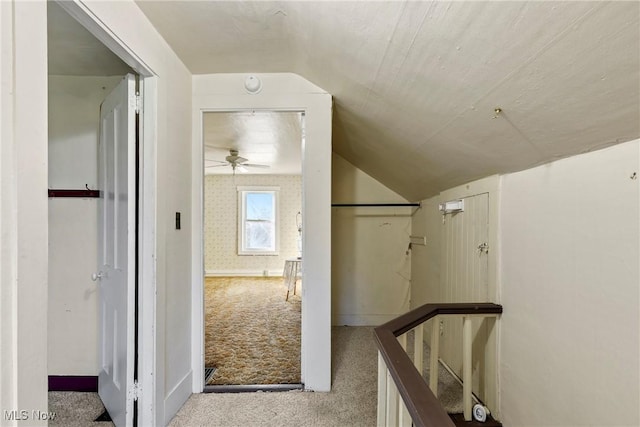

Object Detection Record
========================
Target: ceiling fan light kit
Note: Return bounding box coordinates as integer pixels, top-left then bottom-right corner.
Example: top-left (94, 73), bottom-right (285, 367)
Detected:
top-left (206, 149), bottom-right (270, 174)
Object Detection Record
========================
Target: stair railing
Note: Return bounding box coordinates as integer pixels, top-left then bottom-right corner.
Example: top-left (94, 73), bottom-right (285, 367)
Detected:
top-left (374, 303), bottom-right (503, 427)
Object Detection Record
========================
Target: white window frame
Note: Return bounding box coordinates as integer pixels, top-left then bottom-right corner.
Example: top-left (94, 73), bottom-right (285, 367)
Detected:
top-left (237, 186), bottom-right (280, 255)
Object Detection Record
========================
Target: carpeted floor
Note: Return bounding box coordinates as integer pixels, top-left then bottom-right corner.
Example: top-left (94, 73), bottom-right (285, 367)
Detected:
top-left (48, 392), bottom-right (112, 427)
top-left (171, 326), bottom-right (378, 427)
top-left (205, 276), bottom-right (301, 385)
top-left (170, 326), bottom-right (467, 427)
top-left (48, 327), bottom-right (469, 426)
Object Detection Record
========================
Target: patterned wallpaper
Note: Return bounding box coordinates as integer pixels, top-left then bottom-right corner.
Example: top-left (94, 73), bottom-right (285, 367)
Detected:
top-left (204, 175), bottom-right (302, 275)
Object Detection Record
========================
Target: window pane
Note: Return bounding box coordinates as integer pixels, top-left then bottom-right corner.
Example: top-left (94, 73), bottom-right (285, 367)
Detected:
top-left (245, 221), bottom-right (275, 250)
top-left (246, 193), bottom-right (273, 221)
top-left (238, 189), bottom-right (278, 255)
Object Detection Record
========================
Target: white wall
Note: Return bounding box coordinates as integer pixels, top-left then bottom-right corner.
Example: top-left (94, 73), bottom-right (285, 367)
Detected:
top-left (332, 153), bottom-right (412, 325)
top-left (48, 76), bottom-right (121, 189)
top-left (47, 75), bottom-right (122, 376)
top-left (192, 73), bottom-right (332, 391)
top-left (499, 139), bottom-right (640, 426)
top-left (0, 1), bottom-right (48, 425)
top-left (412, 140), bottom-right (640, 425)
top-left (204, 174), bottom-right (301, 276)
top-left (409, 196), bottom-right (440, 309)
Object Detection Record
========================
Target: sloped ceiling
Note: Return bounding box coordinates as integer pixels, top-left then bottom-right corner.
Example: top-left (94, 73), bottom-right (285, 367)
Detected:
top-left (48, 1), bottom-right (132, 76)
top-left (136, 1), bottom-right (640, 201)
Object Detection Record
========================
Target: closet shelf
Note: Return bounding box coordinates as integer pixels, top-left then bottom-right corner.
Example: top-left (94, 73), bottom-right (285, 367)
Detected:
top-left (48, 189), bottom-right (99, 198)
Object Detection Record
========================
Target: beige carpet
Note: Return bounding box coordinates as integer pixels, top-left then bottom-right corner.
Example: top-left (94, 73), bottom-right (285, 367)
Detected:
top-left (48, 392), bottom-right (112, 427)
top-left (205, 276), bottom-right (301, 385)
top-left (48, 327), bottom-right (467, 426)
top-left (170, 326), bottom-right (466, 427)
top-left (171, 326), bottom-right (378, 427)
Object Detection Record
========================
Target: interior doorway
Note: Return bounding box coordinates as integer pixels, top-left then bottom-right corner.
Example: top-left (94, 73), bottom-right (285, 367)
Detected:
top-left (46, 2), bottom-right (160, 425)
top-left (191, 74), bottom-right (332, 393)
top-left (201, 111), bottom-right (304, 390)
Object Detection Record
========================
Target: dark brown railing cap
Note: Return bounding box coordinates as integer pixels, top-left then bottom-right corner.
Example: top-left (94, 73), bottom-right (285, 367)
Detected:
top-left (374, 303), bottom-right (503, 427)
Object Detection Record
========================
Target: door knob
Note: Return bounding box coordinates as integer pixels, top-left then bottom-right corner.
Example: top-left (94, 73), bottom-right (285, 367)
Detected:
top-left (91, 271), bottom-right (104, 281)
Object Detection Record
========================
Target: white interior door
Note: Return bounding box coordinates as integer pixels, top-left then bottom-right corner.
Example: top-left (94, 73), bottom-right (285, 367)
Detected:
top-left (96, 74), bottom-right (136, 427)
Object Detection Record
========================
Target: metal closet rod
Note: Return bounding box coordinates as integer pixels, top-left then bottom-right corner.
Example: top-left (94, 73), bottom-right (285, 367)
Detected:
top-left (331, 203), bottom-right (421, 207)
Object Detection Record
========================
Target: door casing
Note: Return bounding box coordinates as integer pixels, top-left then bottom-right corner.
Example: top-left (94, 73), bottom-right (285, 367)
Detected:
top-left (191, 75), bottom-right (333, 393)
top-left (53, 2), bottom-right (158, 425)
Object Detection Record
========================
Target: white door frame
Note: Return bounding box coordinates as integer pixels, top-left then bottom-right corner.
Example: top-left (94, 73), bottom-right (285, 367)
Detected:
top-left (54, 2), bottom-right (158, 425)
top-left (196, 108), bottom-right (304, 383)
top-left (192, 76), bottom-right (333, 392)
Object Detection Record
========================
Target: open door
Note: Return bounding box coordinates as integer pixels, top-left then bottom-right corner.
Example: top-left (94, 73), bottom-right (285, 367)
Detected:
top-left (94, 74), bottom-right (137, 427)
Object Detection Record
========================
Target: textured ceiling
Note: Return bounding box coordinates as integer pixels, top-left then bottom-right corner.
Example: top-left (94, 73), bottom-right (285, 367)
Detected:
top-left (138, 1), bottom-right (639, 200)
top-left (203, 111), bottom-right (302, 175)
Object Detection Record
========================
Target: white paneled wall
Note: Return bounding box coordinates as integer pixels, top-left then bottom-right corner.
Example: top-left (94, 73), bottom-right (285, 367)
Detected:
top-left (411, 176), bottom-right (501, 416)
top-left (440, 192), bottom-right (492, 405)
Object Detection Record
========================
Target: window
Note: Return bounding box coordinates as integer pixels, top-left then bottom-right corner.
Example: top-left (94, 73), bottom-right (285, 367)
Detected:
top-left (238, 186), bottom-right (279, 255)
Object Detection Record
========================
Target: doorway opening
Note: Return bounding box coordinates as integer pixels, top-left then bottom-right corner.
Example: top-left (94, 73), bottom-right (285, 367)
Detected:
top-left (46, 1), bottom-right (156, 425)
top-left (201, 111), bottom-right (304, 391)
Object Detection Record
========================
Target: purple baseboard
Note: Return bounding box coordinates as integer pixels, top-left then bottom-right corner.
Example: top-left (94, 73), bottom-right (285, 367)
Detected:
top-left (48, 376), bottom-right (98, 392)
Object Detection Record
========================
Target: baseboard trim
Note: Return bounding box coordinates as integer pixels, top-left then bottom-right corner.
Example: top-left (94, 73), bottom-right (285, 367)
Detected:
top-left (48, 375), bottom-right (98, 392)
top-left (205, 270), bottom-right (282, 277)
top-left (204, 384), bottom-right (303, 393)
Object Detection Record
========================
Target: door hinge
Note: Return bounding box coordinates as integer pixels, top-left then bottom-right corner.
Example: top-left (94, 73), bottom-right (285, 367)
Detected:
top-left (135, 93), bottom-right (141, 114)
top-left (128, 381), bottom-right (142, 401)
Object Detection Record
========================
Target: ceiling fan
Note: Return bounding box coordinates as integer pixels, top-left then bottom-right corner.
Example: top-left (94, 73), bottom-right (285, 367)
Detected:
top-left (206, 149), bottom-right (270, 173)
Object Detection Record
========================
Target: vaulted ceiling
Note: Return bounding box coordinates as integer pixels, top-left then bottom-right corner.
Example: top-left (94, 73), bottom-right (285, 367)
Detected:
top-left (137, 1), bottom-right (639, 200)
top-left (48, 1), bottom-right (132, 76)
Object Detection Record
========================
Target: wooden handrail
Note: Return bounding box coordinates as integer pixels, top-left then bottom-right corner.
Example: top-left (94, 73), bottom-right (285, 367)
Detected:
top-left (374, 303), bottom-right (503, 427)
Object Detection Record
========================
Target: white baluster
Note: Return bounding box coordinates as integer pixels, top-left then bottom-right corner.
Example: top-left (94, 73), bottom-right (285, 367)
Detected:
top-left (398, 333), bottom-right (407, 350)
top-left (377, 352), bottom-right (387, 427)
top-left (386, 370), bottom-right (399, 427)
top-left (429, 318), bottom-right (440, 395)
top-left (413, 323), bottom-right (424, 374)
top-left (463, 316), bottom-right (473, 421)
top-left (399, 396), bottom-right (412, 427)
top-left (396, 333), bottom-right (411, 427)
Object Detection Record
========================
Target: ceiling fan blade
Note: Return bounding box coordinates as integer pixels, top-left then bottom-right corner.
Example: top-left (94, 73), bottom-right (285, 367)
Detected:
top-left (243, 163), bottom-right (270, 168)
top-left (205, 159), bottom-right (227, 164)
top-left (206, 164), bottom-right (230, 168)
